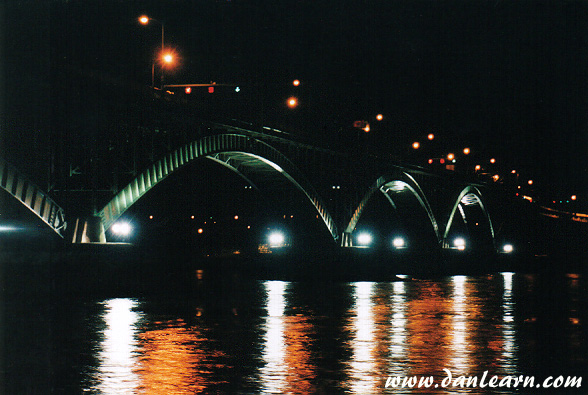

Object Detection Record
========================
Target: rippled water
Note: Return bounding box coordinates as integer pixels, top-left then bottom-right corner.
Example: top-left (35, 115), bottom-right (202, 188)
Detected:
top-left (2, 270), bottom-right (587, 393)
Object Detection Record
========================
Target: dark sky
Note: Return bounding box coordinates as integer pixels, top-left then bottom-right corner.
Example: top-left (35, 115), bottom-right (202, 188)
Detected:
top-left (2, 0), bottom-right (588, 197)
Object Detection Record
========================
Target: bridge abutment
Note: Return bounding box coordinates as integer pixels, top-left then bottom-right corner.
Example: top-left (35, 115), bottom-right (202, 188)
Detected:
top-left (72, 216), bottom-right (106, 244)
top-left (341, 232), bottom-right (353, 247)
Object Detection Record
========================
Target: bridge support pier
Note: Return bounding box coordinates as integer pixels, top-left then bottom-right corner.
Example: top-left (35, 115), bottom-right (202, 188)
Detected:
top-left (341, 232), bottom-right (353, 247)
top-left (72, 216), bottom-right (106, 243)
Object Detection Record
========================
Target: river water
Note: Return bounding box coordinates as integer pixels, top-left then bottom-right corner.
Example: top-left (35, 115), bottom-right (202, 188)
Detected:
top-left (1, 264), bottom-right (587, 394)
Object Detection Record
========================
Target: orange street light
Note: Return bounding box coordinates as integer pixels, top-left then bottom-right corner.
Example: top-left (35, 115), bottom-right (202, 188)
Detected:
top-left (163, 53), bottom-right (173, 64)
top-left (376, 114), bottom-right (384, 121)
top-left (412, 142), bottom-right (420, 149)
top-left (490, 158), bottom-right (496, 164)
top-left (428, 133), bottom-right (435, 140)
top-left (447, 153), bottom-right (455, 161)
top-left (287, 96), bottom-right (298, 108)
top-left (292, 79), bottom-right (300, 86)
top-left (463, 147), bottom-right (470, 155)
top-left (571, 195), bottom-right (577, 201)
top-left (475, 165), bottom-right (481, 171)
top-left (528, 179), bottom-right (533, 185)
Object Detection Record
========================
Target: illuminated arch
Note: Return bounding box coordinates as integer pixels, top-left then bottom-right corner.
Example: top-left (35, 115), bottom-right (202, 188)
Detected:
top-left (442, 186), bottom-right (495, 249)
top-left (342, 172), bottom-right (440, 247)
top-left (0, 158), bottom-right (66, 237)
top-left (98, 134), bottom-right (338, 241)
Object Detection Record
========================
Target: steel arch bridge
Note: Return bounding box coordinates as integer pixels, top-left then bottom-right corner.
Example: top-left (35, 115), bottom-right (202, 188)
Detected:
top-left (2, 121), bottom-right (501, 253)
top-left (95, 133), bottom-right (338, 242)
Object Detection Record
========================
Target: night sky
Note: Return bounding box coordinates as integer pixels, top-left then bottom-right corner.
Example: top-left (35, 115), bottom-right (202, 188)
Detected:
top-left (2, 0), bottom-right (588, 198)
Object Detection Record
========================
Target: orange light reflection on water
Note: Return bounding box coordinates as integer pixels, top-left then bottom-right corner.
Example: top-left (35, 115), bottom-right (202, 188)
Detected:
top-left (135, 319), bottom-right (222, 394)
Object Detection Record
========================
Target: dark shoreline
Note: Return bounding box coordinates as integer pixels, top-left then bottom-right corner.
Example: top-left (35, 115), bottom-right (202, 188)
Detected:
top-left (1, 242), bottom-right (585, 298)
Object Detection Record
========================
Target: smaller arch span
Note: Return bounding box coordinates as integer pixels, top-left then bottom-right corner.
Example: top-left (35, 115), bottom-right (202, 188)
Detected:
top-left (97, 133), bottom-right (338, 242)
top-left (442, 186), bottom-right (495, 250)
top-left (342, 172), bottom-right (440, 247)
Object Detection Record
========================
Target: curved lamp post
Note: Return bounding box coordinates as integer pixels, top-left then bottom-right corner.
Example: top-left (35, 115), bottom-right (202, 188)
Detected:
top-left (139, 15), bottom-right (169, 88)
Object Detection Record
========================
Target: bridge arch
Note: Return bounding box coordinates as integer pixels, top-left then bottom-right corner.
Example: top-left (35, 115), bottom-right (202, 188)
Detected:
top-left (442, 186), bottom-right (495, 251)
top-left (97, 134), bottom-right (338, 242)
top-left (342, 171), bottom-right (440, 248)
top-left (0, 157), bottom-right (66, 237)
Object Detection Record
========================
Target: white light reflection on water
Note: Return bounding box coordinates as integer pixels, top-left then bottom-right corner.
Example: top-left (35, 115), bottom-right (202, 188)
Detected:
top-left (389, 280), bottom-right (407, 373)
top-left (502, 272), bottom-right (517, 373)
top-left (91, 298), bottom-right (142, 394)
top-left (260, 280), bottom-right (288, 394)
top-left (451, 275), bottom-right (470, 372)
top-left (346, 282), bottom-right (377, 394)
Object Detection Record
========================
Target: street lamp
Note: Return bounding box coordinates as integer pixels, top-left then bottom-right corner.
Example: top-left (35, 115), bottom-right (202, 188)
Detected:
top-left (139, 15), bottom-right (167, 88)
top-left (287, 96), bottom-right (298, 108)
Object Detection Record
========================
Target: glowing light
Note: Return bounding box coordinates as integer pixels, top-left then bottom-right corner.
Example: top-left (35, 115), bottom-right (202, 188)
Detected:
top-left (490, 158), bottom-right (496, 164)
top-left (528, 179), bottom-right (533, 185)
top-left (428, 133), bottom-right (435, 140)
top-left (111, 222), bottom-right (131, 236)
top-left (356, 232), bottom-right (372, 246)
top-left (139, 15), bottom-right (149, 25)
top-left (454, 238), bottom-right (466, 250)
top-left (511, 170), bottom-right (517, 174)
top-left (185, 87), bottom-right (192, 94)
top-left (149, 215), bottom-right (153, 219)
top-left (447, 153), bottom-right (455, 161)
top-left (493, 174), bottom-right (500, 182)
top-left (287, 97), bottom-right (298, 108)
top-left (503, 244), bottom-right (514, 253)
top-left (463, 148), bottom-right (470, 155)
top-left (190, 215), bottom-right (195, 219)
top-left (412, 142), bottom-right (420, 149)
top-left (234, 215), bottom-right (239, 220)
top-left (571, 195), bottom-right (577, 201)
top-left (268, 232), bottom-right (285, 247)
top-left (376, 114), bottom-right (383, 121)
top-left (292, 79), bottom-right (300, 86)
top-left (197, 228), bottom-right (203, 234)
top-left (392, 237), bottom-right (405, 249)
top-left (363, 123), bottom-right (370, 132)
top-left (475, 165), bottom-right (481, 171)
top-left (163, 53), bottom-right (173, 63)
top-left (428, 159), bottom-right (433, 164)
